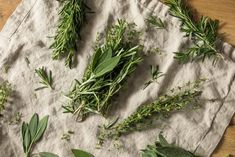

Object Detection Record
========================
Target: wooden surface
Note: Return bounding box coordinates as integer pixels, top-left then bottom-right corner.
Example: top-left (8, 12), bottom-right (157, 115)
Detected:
top-left (0, 0), bottom-right (234, 156)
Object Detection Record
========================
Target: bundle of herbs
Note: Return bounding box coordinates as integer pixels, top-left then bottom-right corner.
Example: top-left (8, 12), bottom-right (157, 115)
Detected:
top-left (163, 0), bottom-right (222, 63)
top-left (0, 81), bottom-right (11, 114)
top-left (50, 0), bottom-right (87, 68)
top-left (97, 79), bottom-right (204, 146)
top-left (63, 20), bottom-right (143, 121)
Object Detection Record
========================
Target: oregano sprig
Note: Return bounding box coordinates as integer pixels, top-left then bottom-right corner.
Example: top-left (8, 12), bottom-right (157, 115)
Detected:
top-left (21, 113), bottom-right (49, 157)
top-left (50, 0), bottom-right (87, 68)
top-left (0, 81), bottom-right (11, 114)
top-left (63, 20), bottom-right (142, 121)
top-left (35, 67), bottom-right (53, 90)
top-left (163, 0), bottom-right (221, 63)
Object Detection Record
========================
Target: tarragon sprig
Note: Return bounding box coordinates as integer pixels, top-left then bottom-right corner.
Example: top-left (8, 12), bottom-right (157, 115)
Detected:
top-left (97, 79), bottom-right (204, 145)
top-left (163, 0), bottom-right (221, 63)
top-left (0, 81), bottom-right (11, 114)
top-left (50, 0), bottom-right (87, 68)
top-left (63, 20), bottom-right (142, 121)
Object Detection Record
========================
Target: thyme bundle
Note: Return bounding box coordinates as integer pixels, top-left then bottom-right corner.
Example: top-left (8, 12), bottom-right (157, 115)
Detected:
top-left (142, 133), bottom-right (200, 157)
top-left (50, 0), bottom-right (87, 68)
top-left (163, 0), bottom-right (221, 63)
top-left (63, 20), bottom-right (142, 121)
top-left (0, 81), bottom-right (11, 114)
top-left (98, 80), bottom-right (204, 145)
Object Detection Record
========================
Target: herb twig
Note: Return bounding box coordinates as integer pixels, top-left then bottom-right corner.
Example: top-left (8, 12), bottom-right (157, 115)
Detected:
top-left (146, 15), bottom-right (166, 29)
top-left (144, 65), bottom-right (164, 89)
top-left (163, 0), bottom-right (222, 63)
top-left (35, 67), bottom-right (53, 90)
top-left (0, 81), bottom-right (11, 114)
top-left (63, 20), bottom-right (142, 121)
top-left (50, 0), bottom-right (87, 68)
top-left (97, 79), bottom-right (204, 145)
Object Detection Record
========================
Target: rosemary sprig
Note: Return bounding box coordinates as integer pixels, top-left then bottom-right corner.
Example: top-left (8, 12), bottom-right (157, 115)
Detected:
top-left (35, 67), bottom-right (53, 90)
top-left (146, 15), bottom-right (166, 29)
top-left (50, 0), bottom-right (87, 68)
top-left (142, 133), bottom-right (201, 157)
top-left (0, 81), bottom-right (11, 114)
top-left (143, 65), bottom-right (164, 89)
top-left (63, 20), bottom-right (142, 121)
top-left (97, 79), bottom-right (204, 145)
top-left (163, 0), bottom-right (221, 63)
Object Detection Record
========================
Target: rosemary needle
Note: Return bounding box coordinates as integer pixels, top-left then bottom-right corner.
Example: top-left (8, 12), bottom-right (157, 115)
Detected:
top-left (35, 67), bottom-right (53, 90)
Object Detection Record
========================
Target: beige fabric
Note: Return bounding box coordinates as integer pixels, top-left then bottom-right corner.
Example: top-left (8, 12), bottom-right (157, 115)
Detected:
top-left (0, 0), bottom-right (235, 156)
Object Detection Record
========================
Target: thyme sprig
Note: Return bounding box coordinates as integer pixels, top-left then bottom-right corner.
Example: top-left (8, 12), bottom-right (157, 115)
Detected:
top-left (142, 133), bottom-right (201, 157)
top-left (97, 79), bottom-right (204, 145)
top-left (163, 0), bottom-right (221, 63)
top-left (146, 15), bottom-right (166, 29)
top-left (63, 20), bottom-right (142, 121)
top-left (0, 81), bottom-right (11, 114)
top-left (35, 67), bottom-right (53, 90)
top-left (50, 0), bottom-right (87, 68)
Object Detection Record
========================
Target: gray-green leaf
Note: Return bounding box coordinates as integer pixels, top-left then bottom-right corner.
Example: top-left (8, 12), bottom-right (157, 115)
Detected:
top-left (71, 149), bottom-right (94, 157)
top-left (93, 56), bottom-right (121, 77)
top-left (158, 133), bottom-right (170, 147)
top-left (34, 115), bottom-right (49, 142)
top-left (23, 127), bottom-right (31, 153)
top-left (39, 152), bottom-right (59, 157)
top-left (156, 147), bottom-right (195, 157)
top-left (29, 113), bottom-right (39, 139)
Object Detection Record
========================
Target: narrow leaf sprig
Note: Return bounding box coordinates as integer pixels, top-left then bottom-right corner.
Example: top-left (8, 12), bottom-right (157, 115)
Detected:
top-left (35, 67), bottom-right (53, 90)
top-left (141, 133), bottom-right (201, 157)
top-left (50, 0), bottom-right (87, 68)
top-left (63, 20), bottom-right (142, 121)
top-left (0, 81), bottom-right (11, 114)
top-left (144, 65), bottom-right (164, 89)
top-left (97, 79), bottom-right (204, 145)
top-left (163, 0), bottom-right (221, 63)
top-left (22, 113), bottom-right (49, 157)
top-left (146, 15), bottom-right (166, 29)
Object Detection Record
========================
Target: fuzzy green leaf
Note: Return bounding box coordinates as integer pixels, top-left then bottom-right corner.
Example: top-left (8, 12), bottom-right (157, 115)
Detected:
top-left (71, 149), bottom-right (94, 157)
top-left (34, 115), bottom-right (49, 142)
top-left (29, 113), bottom-right (39, 139)
top-left (39, 152), bottom-right (59, 157)
top-left (23, 128), bottom-right (31, 153)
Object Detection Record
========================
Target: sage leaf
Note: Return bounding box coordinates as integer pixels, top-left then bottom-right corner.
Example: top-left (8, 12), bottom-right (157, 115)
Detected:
top-left (93, 56), bottom-right (121, 77)
top-left (34, 115), bottom-right (49, 142)
top-left (156, 147), bottom-right (195, 157)
top-left (29, 113), bottom-right (39, 139)
top-left (22, 122), bottom-right (28, 152)
top-left (39, 152), bottom-right (59, 157)
top-left (23, 128), bottom-right (31, 153)
top-left (158, 133), bottom-right (169, 147)
top-left (71, 149), bottom-right (94, 157)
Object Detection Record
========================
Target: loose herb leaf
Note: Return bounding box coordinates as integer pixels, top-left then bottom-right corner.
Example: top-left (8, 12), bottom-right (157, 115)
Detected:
top-left (146, 15), bottom-right (166, 29)
top-left (163, 0), bottom-right (221, 63)
top-left (29, 113), bottom-right (39, 139)
top-left (39, 152), bottom-right (59, 157)
top-left (35, 115), bottom-right (49, 142)
top-left (98, 79), bottom-right (204, 145)
top-left (71, 149), bottom-right (94, 157)
top-left (35, 67), bottom-right (53, 90)
top-left (0, 81), bottom-right (11, 114)
top-left (50, 0), bottom-right (87, 68)
top-left (63, 20), bottom-right (142, 121)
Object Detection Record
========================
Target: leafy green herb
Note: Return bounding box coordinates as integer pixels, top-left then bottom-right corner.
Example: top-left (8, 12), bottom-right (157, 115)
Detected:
top-left (50, 0), bottom-right (88, 68)
top-left (61, 130), bottom-right (74, 141)
top-left (141, 133), bottom-right (201, 157)
top-left (97, 79), bottom-right (204, 145)
top-left (0, 81), bottom-right (11, 114)
top-left (63, 20), bottom-right (142, 121)
top-left (22, 113), bottom-right (49, 157)
top-left (146, 15), bottom-right (166, 29)
top-left (35, 67), bottom-right (53, 90)
top-left (163, 0), bottom-right (222, 63)
top-left (144, 65), bottom-right (164, 89)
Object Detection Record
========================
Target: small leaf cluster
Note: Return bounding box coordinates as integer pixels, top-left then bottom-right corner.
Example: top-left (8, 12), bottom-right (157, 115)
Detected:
top-left (0, 81), bottom-right (11, 114)
top-left (146, 15), bottom-right (166, 29)
top-left (63, 19), bottom-right (142, 121)
top-left (35, 67), bottom-right (53, 90)
top-left (144, 65), bottom-right (164, 89)
top-left (163, 0), bottom-right (221, 63)
top-left (22, 113), bottom-right (49, 157)
top-left (50, 0), bottom-right (87, 68)
top-left (141, 133), bottom-right (201, 157)
top-left (97, 79), bottom-right (204, 145)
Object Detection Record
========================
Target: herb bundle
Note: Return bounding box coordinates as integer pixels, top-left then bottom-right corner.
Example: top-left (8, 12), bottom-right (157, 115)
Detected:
top-left (63, 20), bottom-right (142, 121)
top-left (0, 81), bottom-right (11, 114)
top-left (142, 133), bottom-right (200, 157)
top-left (35, 67), bottom-right (53, 90)
top-left (98, 80), bottom-right (203, 145)
top-left (163, 0), bottom-right (221, 63)
top-left (50, 0), bottom-right (87, 68)
top-left (22, 113), bottom-right (49, 157)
